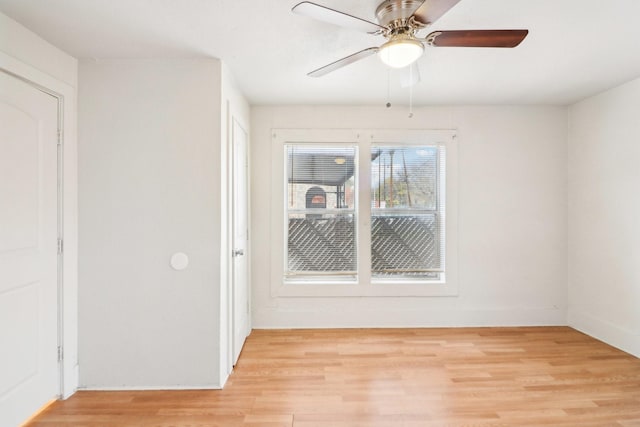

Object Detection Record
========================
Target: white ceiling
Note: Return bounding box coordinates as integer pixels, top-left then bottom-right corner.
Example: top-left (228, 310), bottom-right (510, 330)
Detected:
top-left (1, 0), bottom-right (640, 106)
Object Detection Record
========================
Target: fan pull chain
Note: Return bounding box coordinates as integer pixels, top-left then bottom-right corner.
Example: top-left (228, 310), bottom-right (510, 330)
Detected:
top-left (386, 68), bottom-right (391, 108)
top-left (408, 66), bottom-right (414, 118)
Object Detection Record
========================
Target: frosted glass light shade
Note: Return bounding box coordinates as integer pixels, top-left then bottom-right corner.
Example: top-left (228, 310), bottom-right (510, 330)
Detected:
top-left (378, 38), bottom-right (424, 68)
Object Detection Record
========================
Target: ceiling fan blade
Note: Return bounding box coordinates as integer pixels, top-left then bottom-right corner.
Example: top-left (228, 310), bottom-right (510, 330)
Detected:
top-left (292, 2), bottom-right (385, 34)
top-left (426, 30), bottom-right (529, 48)
top-left (308, 47), bottom-right (379, 77)
top-left (400, 63), bottom-right (421, 88)
top-left (411, 0), bottom-right (462, 25)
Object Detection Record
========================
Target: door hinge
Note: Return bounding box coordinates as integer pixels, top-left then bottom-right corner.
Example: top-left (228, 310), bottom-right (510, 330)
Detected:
top-left (232, 249), bottom-right (244, 257)
top-left (57, 238), bottom-right (63, 254)
top-left (57, 129), bottom-right (63, 146)
top-left (57, 346), bottom-right (63, 362)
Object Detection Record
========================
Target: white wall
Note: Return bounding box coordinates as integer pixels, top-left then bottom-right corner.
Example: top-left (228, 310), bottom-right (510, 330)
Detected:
top-left (568, 77), bottom-right (640, 357)
top-left (0, 11), bottom-right (79, 398)
top-left (251, 105), bottom-right (568, 328)
top-left (78, 59), bottom-right (225, 388)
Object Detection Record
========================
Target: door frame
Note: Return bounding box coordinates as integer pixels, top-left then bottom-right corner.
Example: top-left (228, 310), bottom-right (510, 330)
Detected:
top-left (0, 66), bottom-right (65, 398)
top-left (224, 100), bottom-right (251, 379)
top-left (230, 117), bottom-right (250, 366)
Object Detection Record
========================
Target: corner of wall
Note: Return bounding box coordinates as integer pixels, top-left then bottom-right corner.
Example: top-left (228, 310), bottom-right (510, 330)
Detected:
top-left (566, 76), bottom-right (640, 359)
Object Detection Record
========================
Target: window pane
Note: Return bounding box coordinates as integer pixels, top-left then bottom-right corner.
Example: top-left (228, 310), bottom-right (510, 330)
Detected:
top-left (371, 146), bottom-right (437, 210)
top-left (288, 213), bottom-right (356, 274)
top-left (371, 213), bottom-right (440, 279)
top-left (287, 146), bottom-right (356, 210)
top-left (286, 145), bottom-right (357, 278)
top-left (370, 145), bottom-right (444, 280)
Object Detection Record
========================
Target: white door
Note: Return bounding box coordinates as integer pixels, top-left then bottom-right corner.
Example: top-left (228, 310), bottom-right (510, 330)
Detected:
top-left (231, 119), bottom-right (249, 364)
top-left (0, 71), bottom-right (60, 426)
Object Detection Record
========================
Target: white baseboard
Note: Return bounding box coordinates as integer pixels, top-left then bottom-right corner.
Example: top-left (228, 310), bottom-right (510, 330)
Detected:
top-left (79, 384), bottom-right (224, 391)
top-left (253, 307), bottom-right (567, 329)
top-left (219, 371), bottom-right (230, 389)
top-left (568, 310), bottom-right (640, 358)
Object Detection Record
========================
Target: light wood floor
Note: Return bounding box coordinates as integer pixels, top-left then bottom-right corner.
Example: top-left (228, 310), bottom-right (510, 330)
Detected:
top-left (28, 327), bottom-right (640, 426)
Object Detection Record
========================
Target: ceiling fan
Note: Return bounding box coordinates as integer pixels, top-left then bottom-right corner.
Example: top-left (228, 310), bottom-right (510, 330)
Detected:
top-left (292, 0), bottom-right (528, 80)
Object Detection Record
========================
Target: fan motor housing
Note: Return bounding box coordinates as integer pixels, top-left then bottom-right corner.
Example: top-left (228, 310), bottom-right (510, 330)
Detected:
top-left (375, 0), bottom-right (424, 27)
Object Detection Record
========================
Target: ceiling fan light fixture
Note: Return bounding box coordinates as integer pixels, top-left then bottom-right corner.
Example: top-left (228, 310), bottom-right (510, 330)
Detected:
top-left (378, 36), bottom-right (424, 68)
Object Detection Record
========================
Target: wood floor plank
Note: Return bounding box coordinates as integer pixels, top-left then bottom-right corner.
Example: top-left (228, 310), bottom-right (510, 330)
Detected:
top-left (26, 327), bottom-right (640, 426)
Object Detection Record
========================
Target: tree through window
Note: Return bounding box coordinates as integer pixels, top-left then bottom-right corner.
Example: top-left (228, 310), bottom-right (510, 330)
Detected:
top-left (370, 146), bottom-right (444, 280)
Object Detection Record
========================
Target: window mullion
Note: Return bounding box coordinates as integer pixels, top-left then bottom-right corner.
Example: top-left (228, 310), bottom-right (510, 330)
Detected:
top-left (358, 135), bottom-right (372, 288)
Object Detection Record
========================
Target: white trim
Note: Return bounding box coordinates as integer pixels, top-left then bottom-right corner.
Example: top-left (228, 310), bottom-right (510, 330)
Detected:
top-left (270, 128), bottom-right (458, 298)
top-left (79, 384), bottom-right (224, 391)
